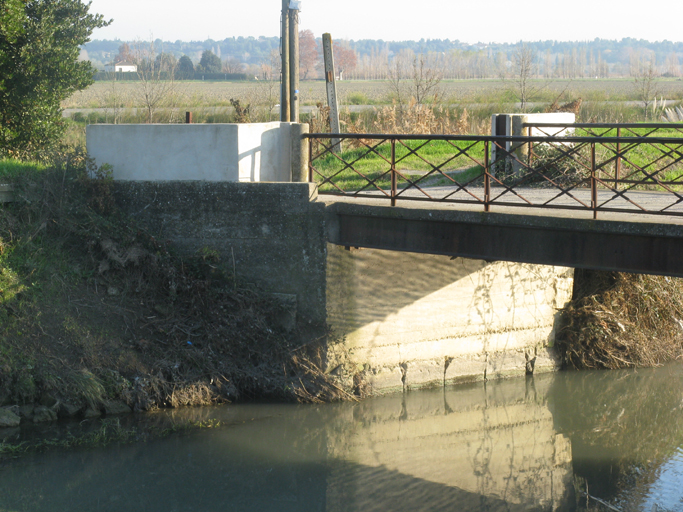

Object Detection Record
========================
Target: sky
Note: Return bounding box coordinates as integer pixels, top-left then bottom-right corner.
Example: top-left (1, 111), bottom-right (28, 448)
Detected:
top-left (87, 0), bottom-right (683, 44)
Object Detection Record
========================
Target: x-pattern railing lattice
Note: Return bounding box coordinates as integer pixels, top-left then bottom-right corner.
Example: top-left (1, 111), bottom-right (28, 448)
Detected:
top-left (306, 130), bottom-right (683, 219)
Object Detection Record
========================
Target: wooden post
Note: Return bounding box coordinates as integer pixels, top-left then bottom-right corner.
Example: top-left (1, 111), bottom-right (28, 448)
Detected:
top-left (185, 111), bottom-right (192, 124)
top-left (322, 33), bottom-right (342, 153)
top-left (280, 0), bottom-right (290, 122)
top-left (289, 6), bottom-right (299, 123)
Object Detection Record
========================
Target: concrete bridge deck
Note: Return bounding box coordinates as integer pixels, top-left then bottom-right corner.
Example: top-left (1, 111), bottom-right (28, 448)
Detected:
top-left (323, 187), bottom-right (683, 278)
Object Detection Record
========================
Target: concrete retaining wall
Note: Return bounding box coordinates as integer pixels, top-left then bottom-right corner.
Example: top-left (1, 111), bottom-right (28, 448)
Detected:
top-left (87, 123), bottom-right (305, 182)
top-left (114, 181), bottom-right (327, 333)
top-left (326, 245), bottom-right (574, 393)
top-left (114, 181), bottom-right (574, 394)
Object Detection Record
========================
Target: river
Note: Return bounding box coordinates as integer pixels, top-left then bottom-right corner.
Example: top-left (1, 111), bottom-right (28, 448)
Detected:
top-left (1, 364), bottom-right (683, 511)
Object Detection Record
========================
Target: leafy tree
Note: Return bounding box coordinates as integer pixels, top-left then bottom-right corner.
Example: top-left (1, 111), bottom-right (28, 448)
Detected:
top-left (0, 0), bottom-right (109, 158)
top-left (198, 50), bottom-right (222, 73)
top-left (333, 41), bottom-right (357, 79)
top-left (115, 42), bottom-right (132, 63)
top-left (177, 55), bottom-right (194, 77)
top-left (0, 0), bottom-right (25, 94)
top-left (299, 29), bottom-right (319, 79)
top-left (154, 52), bottom-right (177, 73)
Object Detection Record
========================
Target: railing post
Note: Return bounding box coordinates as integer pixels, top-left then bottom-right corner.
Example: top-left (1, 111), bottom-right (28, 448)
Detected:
top-left (391, 138), bottom-right (397, 206)
top-left (615, 127), bottom-right (621, 190)
top-left (591, 143), bottom-right (597, 220)
top-left (528, 139), bottom-right (534, 169)
top-left (484, 140), bottom-right (490, 212)
top-left (308, 135), bottom-right (313, 182)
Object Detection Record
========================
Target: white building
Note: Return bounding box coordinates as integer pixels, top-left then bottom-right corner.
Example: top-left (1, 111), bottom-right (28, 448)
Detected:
top-left (104, 61), bottom-right (137, 73)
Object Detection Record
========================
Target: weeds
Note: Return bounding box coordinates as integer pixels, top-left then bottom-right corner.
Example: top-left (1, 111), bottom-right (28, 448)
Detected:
top-left (559, 270), bottom-right (683, 369)
top-left (0, 151), bottom-right (347, 414)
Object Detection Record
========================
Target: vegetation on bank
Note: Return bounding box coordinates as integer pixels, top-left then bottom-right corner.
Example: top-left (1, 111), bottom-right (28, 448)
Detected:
top-left (559, 270), bottom-right (683, 369)
top-left (0, 154), bottom-right (348, 423)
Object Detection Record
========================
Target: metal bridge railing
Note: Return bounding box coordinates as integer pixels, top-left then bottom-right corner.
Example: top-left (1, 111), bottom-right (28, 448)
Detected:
top-left (304, 131), bottom-right (683, 219)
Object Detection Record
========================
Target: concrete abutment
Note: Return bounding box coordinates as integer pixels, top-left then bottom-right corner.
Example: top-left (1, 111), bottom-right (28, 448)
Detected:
top-left (114, 181), bottom-right (574, 395)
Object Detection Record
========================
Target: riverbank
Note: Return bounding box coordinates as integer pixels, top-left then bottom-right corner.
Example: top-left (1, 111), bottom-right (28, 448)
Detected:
top-left (0, 155), bottom-right (349, 429)
top-left (2, 155), bottom-right (683, 431)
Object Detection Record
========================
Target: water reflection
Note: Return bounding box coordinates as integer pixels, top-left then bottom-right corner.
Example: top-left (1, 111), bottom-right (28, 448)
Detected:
top-left (1, 366), bottom-right (683, 511)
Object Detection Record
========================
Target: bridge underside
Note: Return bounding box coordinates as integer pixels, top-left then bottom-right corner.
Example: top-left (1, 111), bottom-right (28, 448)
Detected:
top-left (327, 202), bottom-right (683, 278)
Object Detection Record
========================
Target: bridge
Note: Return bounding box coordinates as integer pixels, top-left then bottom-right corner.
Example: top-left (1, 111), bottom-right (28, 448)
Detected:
top-left (306, 125), bottom-right (683, 277)
top-left (89, 121), bottom-right (683, 394)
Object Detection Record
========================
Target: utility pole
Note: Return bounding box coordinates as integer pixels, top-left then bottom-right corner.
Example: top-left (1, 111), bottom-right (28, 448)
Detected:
top-left (288, 4), bottom-right (300, 123)
top-left (280, 0), bottom-right (290, 122)
top-left (322, 33), bottom-right (342, 153)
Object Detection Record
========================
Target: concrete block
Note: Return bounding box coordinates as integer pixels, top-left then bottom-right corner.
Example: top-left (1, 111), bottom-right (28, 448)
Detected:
top-left (444, 354), bottom-right (487, 384)
top-left (365, 366), bottom-right (404, 394)
top-left (403, 360), bottom-right (444, 390)
top-left (0, 183), bottom-right (14, 203)
top-left (0, 407), bottom-right (21, 428)
top-left (103, 400), bottom-right (133, 416)
top-left (87, 123), bottom-right (305, 183)
top-left (32, 405), bottom-right (58, 423)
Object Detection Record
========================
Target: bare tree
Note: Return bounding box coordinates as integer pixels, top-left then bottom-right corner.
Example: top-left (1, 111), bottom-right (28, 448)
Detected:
top-left (387, 50), bottom-right (441, 108)
top-left (133, 40), bottom-right (179, 123)
top-left (253, 49), bottom-right (281, 121)
top-left (411, 54), bottom-right (442, 106)
top-left (633, 54), bottom-right (659, 117)
top-left (512, 43), bottom-right (537, 111)
top-left (223, 57), bottom-right (243, 74)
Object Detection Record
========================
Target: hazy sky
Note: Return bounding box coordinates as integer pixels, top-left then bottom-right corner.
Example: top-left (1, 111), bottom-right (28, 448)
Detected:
top-left (87, 0), bottom-right (683, 44)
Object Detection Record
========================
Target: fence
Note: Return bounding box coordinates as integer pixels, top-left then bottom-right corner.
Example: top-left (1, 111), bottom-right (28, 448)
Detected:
top-left (305, 129), bottom-right (683, 219)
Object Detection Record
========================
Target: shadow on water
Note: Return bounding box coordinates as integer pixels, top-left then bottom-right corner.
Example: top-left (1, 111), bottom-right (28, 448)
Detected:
top-left (2, 366), bottom-right (683, 511)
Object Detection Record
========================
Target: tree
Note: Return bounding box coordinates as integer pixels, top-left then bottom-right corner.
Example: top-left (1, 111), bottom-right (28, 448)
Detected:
top-left (299, 29), bottom-right (319, 79)
top-left (387, 50), bottom-right (441, 108)
top-left (177, 55), bottom-right (194, 78)
top-left (115, 42), bottom-right (133, 63)
top-left (0, 0), bottom-right (24, 95)
top-left (633, 54), bottom-right (659, 117)
top-left (133, 40), bottom-right (178, 123)
top-left (223, 57), bottom-right (243, 74)
top-left (0, 0), bottom-right (109, 157)
top-left (511, 44), bottom-right (538, 111)
top-left (333, 41), bottom-right (357, 80)
top-left (198, 50), bottom-right (222, 73)
top-left (154, 52), bottom-right (177, 72)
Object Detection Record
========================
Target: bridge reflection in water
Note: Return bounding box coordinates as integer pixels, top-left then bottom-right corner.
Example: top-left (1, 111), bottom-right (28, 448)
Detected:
top-left (0, 375), bottom-right (574, 512)
top-left (324, 375), bottom-right (574, 511)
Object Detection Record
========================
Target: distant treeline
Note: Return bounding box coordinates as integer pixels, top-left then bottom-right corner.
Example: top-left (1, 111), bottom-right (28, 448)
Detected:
top-left (93, 71), bottom-right (250, 82)
top-left (83, 36), bottom-right (683, 80)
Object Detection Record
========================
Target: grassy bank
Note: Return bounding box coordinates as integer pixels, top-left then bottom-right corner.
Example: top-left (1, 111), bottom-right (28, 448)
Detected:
top-left (0, 155), bottom-right (346, 425)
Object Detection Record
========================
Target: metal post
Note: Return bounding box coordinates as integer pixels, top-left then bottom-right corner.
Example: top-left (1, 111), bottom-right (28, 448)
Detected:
top-left (288, 6), bottom-right (299, 123)
top-left (528, 139), bottom-right (534, 169)
top-left (280, 0), bottom-right (290, 122)
top-left (615, 127), bottom-right (621, 190)
top-left (484, 140), bottom-right (490, 212)
top-left (322, 33), bottom-right (342, 153)
top-left (591, 143), bottom-right (597, 219)
top-left (391, 139), bottom-right (397, 206)
top-left (185, 111), bottom-right (192, 124)
top-left (308, 135), bottom-right (313, 182)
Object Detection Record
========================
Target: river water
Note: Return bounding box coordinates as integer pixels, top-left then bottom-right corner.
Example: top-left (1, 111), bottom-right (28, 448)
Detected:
top-left (2, 365), bottom-right (683, 511)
